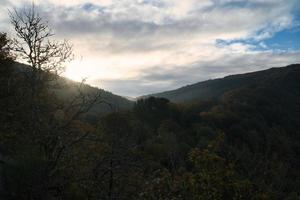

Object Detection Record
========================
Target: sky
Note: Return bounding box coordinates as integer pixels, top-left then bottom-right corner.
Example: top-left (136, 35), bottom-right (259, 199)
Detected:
top-left (1, 0), bottom-right (300, 97)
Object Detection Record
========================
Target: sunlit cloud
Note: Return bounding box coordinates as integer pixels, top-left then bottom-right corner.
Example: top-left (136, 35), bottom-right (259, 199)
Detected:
top-left (1, 0), bottom-right (300, 96)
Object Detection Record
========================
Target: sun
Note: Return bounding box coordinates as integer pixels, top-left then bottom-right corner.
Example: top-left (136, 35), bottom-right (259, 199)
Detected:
top-left (63, 59), bottom-right (121, 82)
top-left (63, 56), bottom-right (145, 83)
top-left (64, 60), bottom-right (99, 82)
top-left (64, 62), bottom-right (86, 82)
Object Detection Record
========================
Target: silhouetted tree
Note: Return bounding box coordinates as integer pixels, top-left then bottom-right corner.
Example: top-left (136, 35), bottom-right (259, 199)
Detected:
top-left (1, 5), bottom-right (103, 200)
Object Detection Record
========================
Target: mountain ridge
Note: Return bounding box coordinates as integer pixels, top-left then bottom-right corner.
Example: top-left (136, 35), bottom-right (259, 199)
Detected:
top-left (13, 62), bottom-right (134, 116)
top-left (145, 64), bottom-right (300, 103)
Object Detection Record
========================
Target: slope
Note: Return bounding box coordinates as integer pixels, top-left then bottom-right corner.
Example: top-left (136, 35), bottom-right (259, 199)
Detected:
top-left (149, 64), bottom-right (300, 103)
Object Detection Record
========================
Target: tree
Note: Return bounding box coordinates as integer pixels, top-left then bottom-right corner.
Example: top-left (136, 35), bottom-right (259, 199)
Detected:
top-left (9, 4), bottom-right (72, 75)
top-left (185, 135), bottom-right (254, 200)
top-left (1, 5), bottom-right (102, 199)
top-left (90, 112), bottom-right (143, 200)
top-left (0, 32), bottom-right (14, 197)
top-left (9, 4), bottom-right (73, 106)
top-left (0, 32), bottom-right (12, 62)
top-left (134, 97), bottom-right (171, 127)
top-left (0, 32), bottom-right (14, 103)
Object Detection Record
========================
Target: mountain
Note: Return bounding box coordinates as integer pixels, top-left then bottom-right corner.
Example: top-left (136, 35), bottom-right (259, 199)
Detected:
top-left (133, 63), bottom-right (300, 198)
top-left (3, 57), bottom-right (300, 198)
top-left (56, 78), bottom-right (133, 112)
top-left (14, 62), bottom-right (134, 117)
top-left (148, 64), bottom-right (300, 103)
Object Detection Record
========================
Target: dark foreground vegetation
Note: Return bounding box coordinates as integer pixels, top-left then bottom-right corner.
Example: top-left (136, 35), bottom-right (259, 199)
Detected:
top-left (1, 5), bottom-right (300, 200)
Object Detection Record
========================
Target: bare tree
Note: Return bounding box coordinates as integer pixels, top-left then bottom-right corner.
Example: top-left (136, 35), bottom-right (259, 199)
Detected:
top-left (9, 4), bottom-right (73, 103)
top-left (3, 4), bottom-right (106, 199)
top-left (9, 4), bottom-right (73, 75)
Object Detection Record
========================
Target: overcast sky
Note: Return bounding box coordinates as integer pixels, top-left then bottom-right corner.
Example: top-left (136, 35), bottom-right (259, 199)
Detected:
top-left (1, 0), bottom-right (300, 97)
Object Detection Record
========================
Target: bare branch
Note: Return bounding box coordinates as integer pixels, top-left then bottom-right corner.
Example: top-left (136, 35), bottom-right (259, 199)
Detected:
top-left (9, 4), bottom-right (73, 76)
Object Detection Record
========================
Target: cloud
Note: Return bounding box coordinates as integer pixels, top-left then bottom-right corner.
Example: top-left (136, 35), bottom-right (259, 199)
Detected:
top-left (91, 51), bottom-right (300, 96)
top-left (1, 0), bottom-right (300, 96)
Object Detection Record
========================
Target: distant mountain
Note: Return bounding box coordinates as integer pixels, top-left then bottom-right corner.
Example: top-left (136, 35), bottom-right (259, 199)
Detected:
top-left (56, 79), bottom-right (134, 115)
top-left (148, 64), bottom-right (300, 103)
top-left (13, 62), bottom-right (134, 117)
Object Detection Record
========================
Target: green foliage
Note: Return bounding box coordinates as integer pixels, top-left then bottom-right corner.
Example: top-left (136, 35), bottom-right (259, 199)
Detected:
top-left (187, 147), bottom-right (253, 200)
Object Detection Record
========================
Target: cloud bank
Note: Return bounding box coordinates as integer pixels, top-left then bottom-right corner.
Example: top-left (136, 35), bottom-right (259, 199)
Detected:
top-left (1, 0), bottom-right (300, 96)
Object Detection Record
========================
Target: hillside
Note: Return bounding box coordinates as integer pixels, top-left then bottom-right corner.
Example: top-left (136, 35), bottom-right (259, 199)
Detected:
top-left (149, 64), bottom-right (300, 103)
top-left (55, 78), bottom-right (133, 115)
top-left (131, 63), bottom-right (300, 198)
top-left (3, 54), bottom-right (300, 198)
top-left (14, 62), bottom-right (134, 117)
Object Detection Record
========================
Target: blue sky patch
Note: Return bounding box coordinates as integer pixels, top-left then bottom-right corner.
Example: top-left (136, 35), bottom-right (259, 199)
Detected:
top-left (216, 16), bottom-right (300, 53)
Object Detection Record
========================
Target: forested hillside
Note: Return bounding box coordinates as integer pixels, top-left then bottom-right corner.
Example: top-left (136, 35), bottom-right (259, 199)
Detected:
top-left (149, 64), bottom-right (300, 103)
top-left (14, 62), bottom-right (133, 118)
